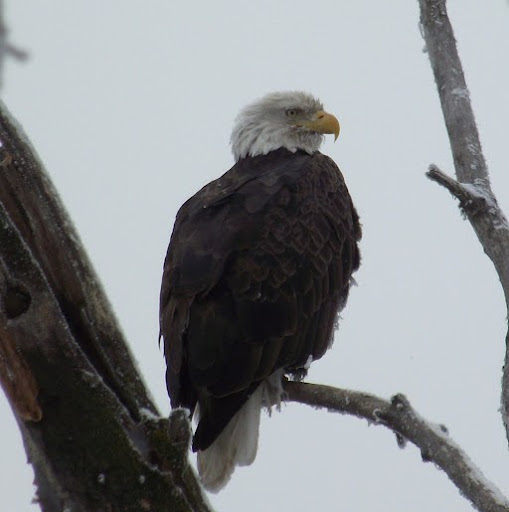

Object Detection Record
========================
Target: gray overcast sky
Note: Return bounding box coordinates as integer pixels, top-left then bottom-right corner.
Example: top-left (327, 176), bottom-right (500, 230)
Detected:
top-left (1, 1), bottom-right (509, 510)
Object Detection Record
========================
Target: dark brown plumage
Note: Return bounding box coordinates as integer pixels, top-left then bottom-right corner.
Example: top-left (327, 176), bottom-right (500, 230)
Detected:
top-left (160, 148), bottom-right (361, 451)
top-left (160, 90), bottom-right (361, 491)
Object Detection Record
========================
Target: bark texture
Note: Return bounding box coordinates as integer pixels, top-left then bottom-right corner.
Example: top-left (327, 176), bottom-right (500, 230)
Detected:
top-left (419, 0), bottom-right (509, 448)
top-left (0, 102), bottom-right (211, 512)
top-left (285, 381), bottom-right (509, 512)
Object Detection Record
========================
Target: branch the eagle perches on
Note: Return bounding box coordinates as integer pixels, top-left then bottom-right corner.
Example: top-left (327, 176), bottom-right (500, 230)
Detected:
top-left (0, 1), bottom-right (508, 511)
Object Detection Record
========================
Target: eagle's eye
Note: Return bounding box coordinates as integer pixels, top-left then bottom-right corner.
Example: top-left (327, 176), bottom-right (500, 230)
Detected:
top-left (286, 108), bottom-right (298, 118)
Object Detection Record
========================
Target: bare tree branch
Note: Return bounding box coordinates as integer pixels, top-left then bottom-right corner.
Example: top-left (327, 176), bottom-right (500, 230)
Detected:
top-left (419, 1), bottom-right (488, 184)
top-left (285, 381), bottom-right (509, 512)
top-left (418, 0), bottom-right (509, 447)
top-left (426, 164), bottom-right (499, 218)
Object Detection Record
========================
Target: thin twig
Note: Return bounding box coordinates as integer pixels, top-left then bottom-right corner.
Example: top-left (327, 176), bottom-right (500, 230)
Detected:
top-left (0, 0), bottom-right (28, 90)
top-left (4, 43), bottom-right (28, 61)
top-left (285, 381), bottom-right (509, 512)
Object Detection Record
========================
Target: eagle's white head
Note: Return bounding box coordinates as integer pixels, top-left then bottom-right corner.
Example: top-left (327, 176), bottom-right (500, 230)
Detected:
top-left (230, 91), bottom-right (340, 162)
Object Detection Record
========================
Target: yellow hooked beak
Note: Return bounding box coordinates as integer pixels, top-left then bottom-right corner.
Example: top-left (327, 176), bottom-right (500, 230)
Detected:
top-left (297, 110), bottom-right (340, 141)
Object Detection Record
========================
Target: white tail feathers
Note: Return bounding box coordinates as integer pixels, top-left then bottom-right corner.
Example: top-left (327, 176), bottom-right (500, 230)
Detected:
top-left (197, 371), bottom-right (283, 492)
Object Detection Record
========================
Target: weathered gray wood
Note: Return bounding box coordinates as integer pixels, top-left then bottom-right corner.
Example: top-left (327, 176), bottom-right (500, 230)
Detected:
top-left (419, 0), bottom-right (509, 455)
top-left (285, 381), bottom-right (509, 512)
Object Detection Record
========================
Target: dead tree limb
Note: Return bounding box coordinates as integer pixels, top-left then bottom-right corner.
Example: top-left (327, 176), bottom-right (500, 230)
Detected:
top-left (0, 101), bottom-right (211, 512)
top-left (418, 0), bottom-right (509, 447)
top-left (285, 381), bottom-right (509, 512)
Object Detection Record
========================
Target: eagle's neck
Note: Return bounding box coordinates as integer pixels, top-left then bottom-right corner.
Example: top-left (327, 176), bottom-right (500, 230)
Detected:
top-left (230, 118), bottom-right (323, 161)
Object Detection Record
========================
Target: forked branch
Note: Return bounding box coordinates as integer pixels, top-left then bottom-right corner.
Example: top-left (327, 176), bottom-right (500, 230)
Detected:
top-left (419, 0), bottom-right (509, 447)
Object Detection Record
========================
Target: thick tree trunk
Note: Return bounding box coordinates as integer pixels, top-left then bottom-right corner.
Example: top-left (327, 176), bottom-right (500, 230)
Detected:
top-left (0, 102), bottom-right (211, 512)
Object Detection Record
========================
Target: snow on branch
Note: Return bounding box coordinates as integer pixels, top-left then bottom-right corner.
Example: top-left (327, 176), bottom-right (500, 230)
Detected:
top-left (419, 0), bottom-right (488, 185)
top-left (419, 0), bottom-right (509, 448)
top-left (426, 164), bottom-right (503, 219)
top-left (285, 381), bottom-right (509, 512)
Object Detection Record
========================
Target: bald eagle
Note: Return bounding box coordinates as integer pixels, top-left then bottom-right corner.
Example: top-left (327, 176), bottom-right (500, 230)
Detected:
top-left (160, 91), bottom-right (361, 491)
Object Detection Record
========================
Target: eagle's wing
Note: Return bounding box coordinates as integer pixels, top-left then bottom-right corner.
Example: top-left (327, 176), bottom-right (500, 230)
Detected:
top-left (160, 149), bottom-right (361, 450)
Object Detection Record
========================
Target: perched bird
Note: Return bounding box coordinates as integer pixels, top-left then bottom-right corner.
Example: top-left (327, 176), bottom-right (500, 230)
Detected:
top-left (160, 91), bottom-right (361, 491)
